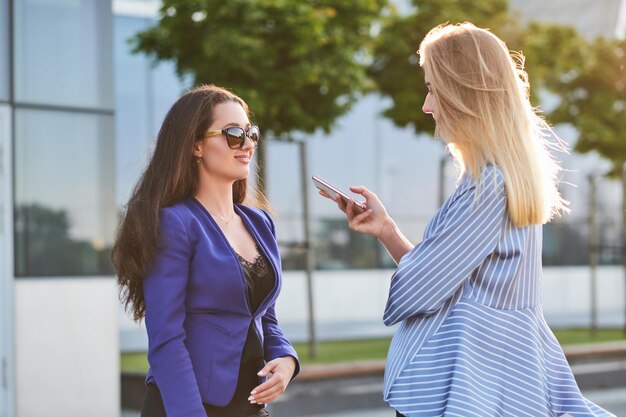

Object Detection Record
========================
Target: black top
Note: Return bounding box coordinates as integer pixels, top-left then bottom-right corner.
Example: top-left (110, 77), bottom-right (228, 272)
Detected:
top-left (204, 247), bottom-right (275, 417)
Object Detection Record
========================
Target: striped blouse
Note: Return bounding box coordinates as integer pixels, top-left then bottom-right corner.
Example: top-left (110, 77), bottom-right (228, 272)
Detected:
top-left (384, 165), bottom-right (614, 417)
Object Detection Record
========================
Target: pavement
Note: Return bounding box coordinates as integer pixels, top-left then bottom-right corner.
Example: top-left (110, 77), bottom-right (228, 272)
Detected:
top-left (121, 341), bottom-right (626, 416)
top-left (121, 387), bottom-right (626, 417)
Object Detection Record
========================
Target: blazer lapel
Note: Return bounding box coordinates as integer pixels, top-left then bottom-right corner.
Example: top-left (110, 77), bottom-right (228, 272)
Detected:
top-left (235, 205), bottom-right (280, 314)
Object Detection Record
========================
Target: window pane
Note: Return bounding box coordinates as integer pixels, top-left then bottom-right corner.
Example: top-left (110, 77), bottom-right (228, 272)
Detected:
top-left (14, 0), bottom-right (113, 109)
top-left (0, 0), bottom-right (8, 100)
top-left (114, 15), bottom-right (189, 207)
top-left (114, 16), bottom-right (151, 207)
top-left (14, 109), bottom-right (115, 277)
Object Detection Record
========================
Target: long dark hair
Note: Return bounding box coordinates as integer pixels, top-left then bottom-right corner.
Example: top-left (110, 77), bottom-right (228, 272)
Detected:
top-left (112, 84), bottom-right (261, 321)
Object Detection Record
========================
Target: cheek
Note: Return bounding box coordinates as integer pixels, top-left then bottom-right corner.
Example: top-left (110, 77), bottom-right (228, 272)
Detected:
top-left (203, 143), bottom-right (229, 168)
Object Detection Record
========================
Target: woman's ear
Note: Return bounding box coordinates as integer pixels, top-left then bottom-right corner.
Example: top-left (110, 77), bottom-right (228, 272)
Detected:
top-left (193, 140), bottom-right (204, 158)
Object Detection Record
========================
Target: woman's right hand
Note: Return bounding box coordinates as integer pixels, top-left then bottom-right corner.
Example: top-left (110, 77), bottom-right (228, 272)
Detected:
top-left (320, 185), bottom-right (393, 239)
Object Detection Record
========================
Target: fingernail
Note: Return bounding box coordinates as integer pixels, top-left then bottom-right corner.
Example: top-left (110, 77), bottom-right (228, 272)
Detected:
top-left (251, 390), bottom-right (257, 395)
top-left (257, 371), bottom-right (264, 376)
top-left (250, 400), bottom-right (257, 404)
top-left (248, 396), bottom-right (253, 401)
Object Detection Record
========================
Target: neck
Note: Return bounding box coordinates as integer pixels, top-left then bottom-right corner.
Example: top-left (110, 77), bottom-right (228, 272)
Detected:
top-left (194, 177), bottom-right (236, 218)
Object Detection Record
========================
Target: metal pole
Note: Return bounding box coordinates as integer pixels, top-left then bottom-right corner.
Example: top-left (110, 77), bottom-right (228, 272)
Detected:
top-left (622, 164), bottom-right (626, 336)
top-left (438, 155), bottom-right (446, 206)
top-left (299, 141), bottom-right (317, 357)
top-left (588, 174), bottom-right (598, 336)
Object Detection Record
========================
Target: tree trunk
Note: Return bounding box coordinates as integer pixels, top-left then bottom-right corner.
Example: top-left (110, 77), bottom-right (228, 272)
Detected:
top-left (622, 164), bottom-right (626, 335)
top-left (255, 139), bottom-right (266, 197)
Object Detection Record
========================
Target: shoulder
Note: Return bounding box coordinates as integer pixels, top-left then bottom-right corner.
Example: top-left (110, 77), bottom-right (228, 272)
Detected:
top-left (159, 200), bottom-right (196, 228)
top-left (449, 165), bottom-right (506, 214)
top-left (460, 164), bottom-right (505, 195)
top-left (475, 164), bottom-right (505, 196)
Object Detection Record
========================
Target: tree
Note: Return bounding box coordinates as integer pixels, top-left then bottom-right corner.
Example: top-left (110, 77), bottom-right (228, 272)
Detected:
top-left (548, 37), bottom-right (626, 330)
top-left (367, 0), bottom-right (585, 137)
top-left (549, 37), bottom-right (626, 174)
top-left (13, 204), bottom-right (113, 276)
top-left (368, 0), bottom-right (510, 136)
top-left (132, 0), bottom-right (389, 192)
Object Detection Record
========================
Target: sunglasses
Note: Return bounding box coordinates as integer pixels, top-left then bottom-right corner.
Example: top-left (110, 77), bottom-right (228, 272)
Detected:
top-left (203, 125), bottom-right (260, 149)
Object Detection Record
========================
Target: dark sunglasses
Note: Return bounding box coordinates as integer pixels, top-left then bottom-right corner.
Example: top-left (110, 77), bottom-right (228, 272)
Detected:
top-left (203, 125), bottom-right (260, 149)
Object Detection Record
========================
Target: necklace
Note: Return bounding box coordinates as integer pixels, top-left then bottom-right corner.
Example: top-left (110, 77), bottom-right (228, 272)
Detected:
top-left (210, 210), bottom-right (237, 225)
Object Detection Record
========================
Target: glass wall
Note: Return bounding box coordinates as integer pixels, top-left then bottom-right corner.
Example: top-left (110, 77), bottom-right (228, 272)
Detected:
top-left (12, 0), bottom-right (115, 278)
top-left (0, 0), bottom-right (8, 101)
top-left (13, 0), bottom-right (113, 109)
top-left (0, 104), bottom-right (13, 417)
top-left (14, 110), bottom-right (115, 276)
top-left (114, 14), bottom-right (188, 207)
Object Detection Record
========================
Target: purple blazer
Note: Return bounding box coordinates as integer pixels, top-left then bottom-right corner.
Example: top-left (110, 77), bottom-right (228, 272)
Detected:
top-left (143, 198), bottom-right (300, 417)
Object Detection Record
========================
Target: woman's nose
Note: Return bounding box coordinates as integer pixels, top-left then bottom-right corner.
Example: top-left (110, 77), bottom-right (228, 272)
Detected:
top-left (422, 94), bottom-right (432, 114)
top-left (240, 135), bottom-right (255, 150)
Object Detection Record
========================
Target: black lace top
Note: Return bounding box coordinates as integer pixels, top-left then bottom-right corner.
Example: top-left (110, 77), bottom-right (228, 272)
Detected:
top-left (203, 247), bottom-right (275, 417)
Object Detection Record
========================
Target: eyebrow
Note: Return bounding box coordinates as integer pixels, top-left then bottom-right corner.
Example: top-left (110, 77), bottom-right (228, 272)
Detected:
top-left (223, 122), bottom-right (251, 128)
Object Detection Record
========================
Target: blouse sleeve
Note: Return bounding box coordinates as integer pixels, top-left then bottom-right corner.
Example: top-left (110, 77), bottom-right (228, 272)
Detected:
top-left (262, 304), bottom-right (301, 379)
top-left (383, 168), bottom-right (507, 326)
top-left (143, 208), bottom-right (205, 417)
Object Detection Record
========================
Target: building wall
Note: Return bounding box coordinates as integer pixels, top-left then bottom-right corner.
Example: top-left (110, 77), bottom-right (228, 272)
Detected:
top-left (509, 0), bottom-right (625, 39)
top-left (1, 1), bottom-right (623, 416)
top-left (3, 0), bottom-right (119, 416)
top-left (1, 105), bottom-right (14, 417)
top-left (15, 279), bottom-right (119, 417)
top-left (120, 265), bottom-right (626, 351)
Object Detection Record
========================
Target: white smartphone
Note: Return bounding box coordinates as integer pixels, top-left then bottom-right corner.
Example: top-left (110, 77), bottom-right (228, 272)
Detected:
top-left (312, 175), bottom-right (367, 213)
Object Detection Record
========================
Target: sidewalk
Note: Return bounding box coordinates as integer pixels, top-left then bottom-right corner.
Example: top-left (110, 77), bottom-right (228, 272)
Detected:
top-left (121, 386), bottom-right (626, 417)
top-left (121, 340), bottom-right (626, 412)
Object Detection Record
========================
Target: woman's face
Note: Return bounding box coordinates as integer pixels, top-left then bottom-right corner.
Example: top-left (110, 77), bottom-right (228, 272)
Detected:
top-left (195, 101), bottom-right (256, 182)
top-left (422, 74), bottom-right (436, 121)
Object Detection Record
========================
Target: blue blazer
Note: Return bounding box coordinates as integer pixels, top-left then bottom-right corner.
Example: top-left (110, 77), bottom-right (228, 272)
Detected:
top-left (143, 198), bottom-right (300, 417)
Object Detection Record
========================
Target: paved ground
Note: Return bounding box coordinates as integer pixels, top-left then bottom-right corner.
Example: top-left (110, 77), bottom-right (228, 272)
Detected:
top-left (122, 342), bottom-right (626, 416)
top-left (122, 386), bottom-right (626, 417)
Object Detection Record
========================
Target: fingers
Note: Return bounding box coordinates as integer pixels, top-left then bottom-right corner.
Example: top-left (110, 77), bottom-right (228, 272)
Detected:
top-left (249, 371), bottom-right (287, 405)
top-left (318, 189), bottom-right (333, 201)
top-left (257, 360), bottom-right (278, 377)
top-left (318, 190), bottom-right (348, 214)
top-left (349, 185), bottom-right (374, 199)
top-left (348, 208), bottom-right (373, 232)
top-left (249, 377), bottom-right (284, 404)
top-left (249, 357), bottom-right (297, 405)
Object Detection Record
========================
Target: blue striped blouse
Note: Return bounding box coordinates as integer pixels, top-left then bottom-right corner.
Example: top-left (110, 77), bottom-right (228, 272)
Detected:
top-left (384, 165), bottom-right (614, 417)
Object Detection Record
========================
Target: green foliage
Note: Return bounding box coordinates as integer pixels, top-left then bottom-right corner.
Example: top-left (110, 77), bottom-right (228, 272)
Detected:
top-left (503, 21), bottom-right (586, 99)
top-left (133, 0), bottom-right (388, 139)
top-left (120, 329), bottom-right (626, 372)
top-left (368, 0), bottom-right (510, 135)
top-left (368, 0), bottom-right (585, 137)
top-left (549, 37), bottom-right (626, 175)
top-left (553, 328), bottom-right (626, 346)
top-left (13, 204), bottom-right (113, 276)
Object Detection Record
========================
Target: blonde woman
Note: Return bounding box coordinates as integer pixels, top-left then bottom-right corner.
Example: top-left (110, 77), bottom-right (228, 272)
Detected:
top-left (322, 23), bottom-right (614, 417)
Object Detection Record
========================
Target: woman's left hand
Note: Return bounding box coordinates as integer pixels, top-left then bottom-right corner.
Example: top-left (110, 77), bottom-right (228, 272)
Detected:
top-left (248, 356), bottom-right (297, 405)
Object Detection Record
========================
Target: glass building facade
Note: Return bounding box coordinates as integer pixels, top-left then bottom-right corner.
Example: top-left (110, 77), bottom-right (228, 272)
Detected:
top-left (8, 0), bottom-right (115, 278)
top-left (0, 1), bottom-right (622, 415)
top-left (114, 13), bottom-right (189, 208)
top-left (0, 0), bottom-right (621, 278)
top-left (0, 0), bottom-right (8, 102)
top-left (3, 3), bottom-right (117, 415)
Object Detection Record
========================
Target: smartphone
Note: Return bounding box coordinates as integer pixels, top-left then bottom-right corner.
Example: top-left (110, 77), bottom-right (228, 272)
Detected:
top-left (312, 175), bottom-right (367, 213)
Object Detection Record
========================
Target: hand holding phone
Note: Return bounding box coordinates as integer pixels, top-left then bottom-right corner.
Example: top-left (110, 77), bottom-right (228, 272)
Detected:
top-left (312, 175), bottom-right (367, 213)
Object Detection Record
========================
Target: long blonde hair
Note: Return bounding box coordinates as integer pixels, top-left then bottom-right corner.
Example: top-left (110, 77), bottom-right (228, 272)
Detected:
top-left (419, 22), bottom-right (568, 226)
